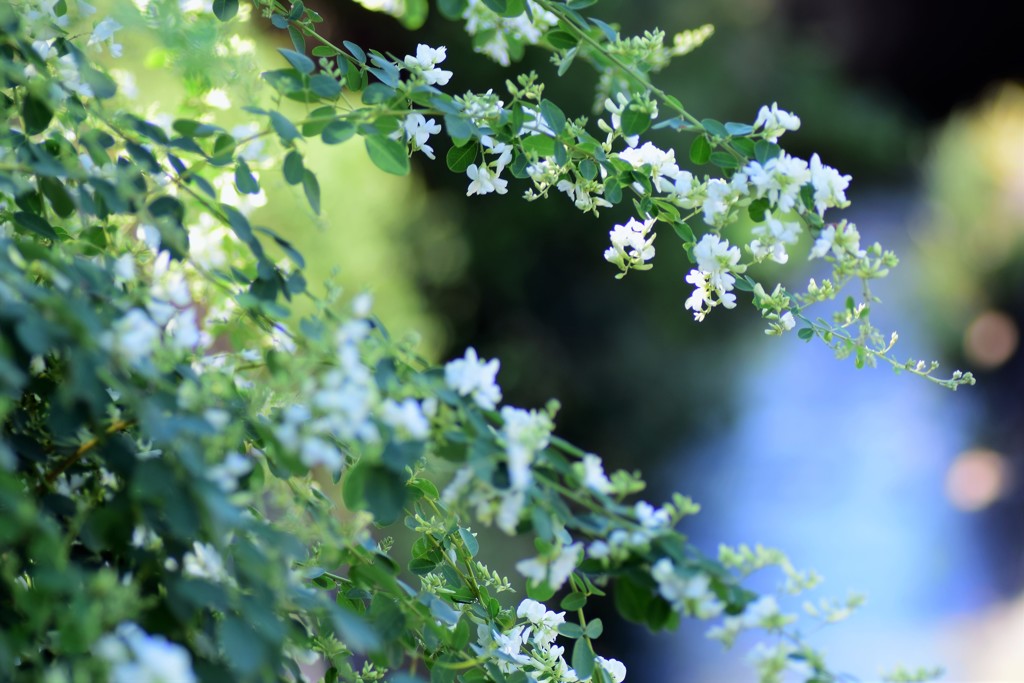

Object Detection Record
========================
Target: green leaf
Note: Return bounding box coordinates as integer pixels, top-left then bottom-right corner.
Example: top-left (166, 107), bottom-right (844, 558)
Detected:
top-left (443, 114), bottom-right (474, 146)
top-left (709, 151), bottom-right (739, 169)
top-left (342, 460), bottom-right (369, 511)
top-left (302, 170), bottom-right (321, 215)
top-left (332, 606), bottom-right (381, 653)
top-left (219, 616), bottom-right (266, 676)
top-left (365, 135), bottom-right (410, 176)
top-left (278, 48), bottom-right (313, 74)
top-left (613, 575), bottom-right (653, 623)
top-left (343, 40), bottom-right (366, 64)
top-left (546, 30), bottom-right (578, 50)
top-left (584, 618), bottom-right (603, 639)
top-left (322, 120), bottom-right (355, 145)
top-left (521, 134), bottom-right (555, 158)
top-left (39, 177), bottom-right (74, 217)
top-left (212, 0), bottom-right (238, 20)
top-left (22, 93), bottom-right (53, 135)
top-left (283, 150), bottom-right (304, 185)
top-left (310, 73), bottom-right (341, 99)
top-left (689, 136), bottom-right (711, 165)
top-left (398, 0), bottom-right (429, 28)
top-left (437, 0), bottom-right (467, 19)
top-left (446, 144), bottom-right (477, 173)
top-left (560, 592), bottom-right (587, 611)
top-left (748, 198), bottom-right (770, 222)
top-left (525, 581), bottom-right (556, 602)
top-left (363, 465), bottom-right (406, 525)
top-left (578, 159), bottom-right (597, 180)
top-left (620, 105), bottom-right (651, 137)
top-left (458, 527), bottom-right (479, 557)
top-left (725, 121), bottom-right (754, 136)
top-left (571, 640), bottom-right (595, 680)
top-left (234, 159), bottom-right (260, 194)
top-left (361, 82), bottom-right (396, 104)
top-left (539, 99), bottom-right (566, 135)
top-left (557, 622), bottom-right (584, 639)
top-left (268, 110), bottom-right (300, 142)
top-left (798, 327), bottom-right (815, 341)
top-left (700, 118), bottom-right (729, 139)
top-left (733, 274), bottom-right (755, 292)
top-left (672, 221), bottom-right (694, 243)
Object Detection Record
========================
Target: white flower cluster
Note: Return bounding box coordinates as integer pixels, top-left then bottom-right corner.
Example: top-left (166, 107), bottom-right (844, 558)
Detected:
top-left (603, 217), bottom-right (656, 275)
top-left (586, 501), bottom-right (672, 564)
top-left (444, 347), bottom-right (502, 410)
top-left (479, 598), bottom-right (627, 682)
top-left (102, 249), bottom-right (213, 367)
top-left (651, 558), bottom-right (725, 619)
top-left (516, 541), bottom-right (582, 591)
top-left (684, 233), bottom-right (743, 321)
top-left (461, 0), bottom-right (558, 67)
top-left (753, 102), bottom-right (801, 143)
top-left (466, 135), bottom-right (513, 197)
top-left (402, 44), bottom-right (453, 86)
top-left (182, 541), bottom-right (229, 583)
top-left (95, 623), bottom-right (196, 683)
top-left (400, 113), bottom-right (442, 160)
top-left (273, 314), bottom-right (381, 473)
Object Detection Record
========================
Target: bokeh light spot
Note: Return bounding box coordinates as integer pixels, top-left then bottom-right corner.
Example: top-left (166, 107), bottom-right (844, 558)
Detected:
top-left (946, 448), bottom-right (1012, 512)
top-left (963, 310), bottom-right (1018, 369)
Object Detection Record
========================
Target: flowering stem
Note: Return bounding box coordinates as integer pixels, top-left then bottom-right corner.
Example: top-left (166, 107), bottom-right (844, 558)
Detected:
top-left (43, 419), bottom-right (134, 486)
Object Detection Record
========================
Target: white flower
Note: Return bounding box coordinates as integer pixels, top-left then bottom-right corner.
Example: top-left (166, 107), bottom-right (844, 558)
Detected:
top-left (444, 347), bottom-right (502, 409)
top-left (580, 454), bottom-right (612, 494)
top-left (754, 102), bottom-right (801, 142)
top-left (740, 595), bottom-right (780, 628)
top-left (88, 17), bottom-right (123, 56)
top-left (500, 406), bottom-right (553, 490)
top-left (113, 254), bottom-right (136, 283)
top-left (380, 398), bottom-right (430, 440)
top-left (496, 488), bottom-right (526, 535)
top-left (701, 178), bottom-right (738, 226)
top-left (603, 217), bottom-right (656, 273)
top-left (403, 44), bottom-right (453, 86)
top-left (749, 211), bottom-right (801, 264)
top-left (182, 541), bottom-right (228, 583)
top-left (203, 88), bottom-right (231, 110)
top-left (693, 233), bottom-right (741, 295)
top-left (617, 142), bottom-right (680, 186)
top-left (780, 311), bottom-right (796, 331)
top-left (596, 656), bottom-right (627, 683)
top-left (167, 307), bottom-right (206, 351)
top-left (207, 452), bottom-right (251, 492)
top-left (490, 626), bottom-right (531, 672)
top-left (403, 113), bottom-right (442, 160)
top-left (515, 542), bottom-right (582, 591)
top-left (809, 221), bottom-right (865, 260)
top-left (96, 623), bottom-right (196, 683)
top-left (465, 163), bottom-right (508, 196)
top-left (516, 598), bottom-right (565, 645)
top-left (105, 309), bottom-right (161, 366)
top-left (301, 435), bottom-right (344, 471)
top-left (634, 501), bottom-right (670, 529)
top-left (651, 559), bottom-right (724, 619)
top-left (809, 153), bottom-right (852, 215)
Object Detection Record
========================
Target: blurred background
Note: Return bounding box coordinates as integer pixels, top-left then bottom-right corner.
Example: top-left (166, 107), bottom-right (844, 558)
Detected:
top-left (126, 0), bottom-right (1024, 678)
